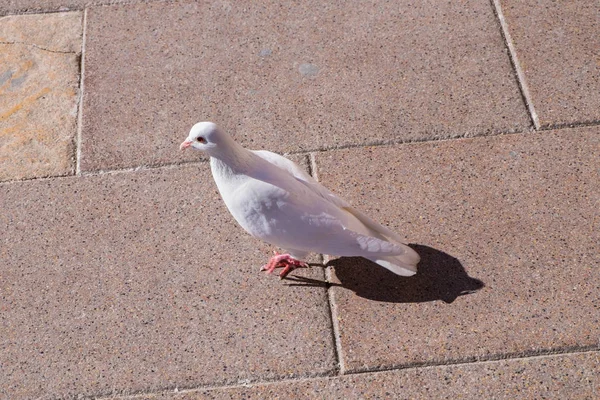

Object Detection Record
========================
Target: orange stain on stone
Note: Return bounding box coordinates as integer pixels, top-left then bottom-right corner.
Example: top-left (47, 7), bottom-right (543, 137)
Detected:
top-left (0, 86), bottom-right (51, 120)
top-left (0, 12), bottom-right (82, 181)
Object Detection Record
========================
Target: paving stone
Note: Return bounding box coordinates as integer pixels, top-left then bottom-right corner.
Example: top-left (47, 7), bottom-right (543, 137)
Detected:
top-left (81, 0), bottom-right (529, 172)
top-left (0, 12), bottom-right (82, 181)
top-left (139, 351), bottom-right (600, 399)
top-left (313, 127), bottom-right (600, 372)
top-left (501, 0), bottom-right (600, 127)
top-left (0, 160), bottom-right (335, 399)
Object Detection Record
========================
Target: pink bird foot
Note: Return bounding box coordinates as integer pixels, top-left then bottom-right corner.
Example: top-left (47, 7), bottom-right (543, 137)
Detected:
top-left (260, 251), bottom-right (309, 279)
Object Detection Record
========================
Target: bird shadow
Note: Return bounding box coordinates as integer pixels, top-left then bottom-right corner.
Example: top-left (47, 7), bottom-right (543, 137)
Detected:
top-left (285, 244), bottom-right (484, 304)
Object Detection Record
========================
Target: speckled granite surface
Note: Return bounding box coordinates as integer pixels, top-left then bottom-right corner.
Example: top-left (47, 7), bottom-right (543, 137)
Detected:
top-left (500, 0), bottom-right (600, 127)
top-left (1, 0), bottom-right (598, 399)
top-left (316, 127), bottom-right (600, 373)
top-left (79, 0), bottom-right (529, 172)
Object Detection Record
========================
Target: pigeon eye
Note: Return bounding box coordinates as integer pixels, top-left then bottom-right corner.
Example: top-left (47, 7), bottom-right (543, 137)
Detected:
top-left (197, 137), bottom-right (206, 144)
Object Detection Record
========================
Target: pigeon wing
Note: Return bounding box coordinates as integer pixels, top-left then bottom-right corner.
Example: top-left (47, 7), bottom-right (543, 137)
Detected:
top-left (272, 191), bottom-right (410, 258)
top-left (252, 150), bottom-right (350, 208)
top-left (252, 150), bottom-right (414, 245)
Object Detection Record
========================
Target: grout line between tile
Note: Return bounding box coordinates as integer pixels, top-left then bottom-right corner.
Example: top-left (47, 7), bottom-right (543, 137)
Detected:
top-left (305, 126), bottom-right (528, 154)
top-left (91, 0), bottom-right (183, 10)
top-left (307, 152), bottom-right (319, 182)
top-left (0, 159), bottom-right (209, 186)
top-left (79, 158), bottom-right (210, 175)
top-left (308, 153), bottom-right (344, 376)
top-left (324, 257), bottom-right (346, 375)
top-left (75, 7), bottom-right (88, 176)
top-left (86, 369), bottom-right (340, 400)
top-left (65, 126), bottom-right (531, 178)
top-left (0, 172), bottom-right (77, 186)
top-left (0, 0), bottom-right (169, 17)
top-left (94, 347), bottom-right (600, 399)
top-left (538, 119), bottom-right (600, 132)
top-left (344, 344), bottom-right (600, 377)
top-left (490, 0), bottom-right (540, 130)
top-left (0, 8), bottom-right (80, 17)
top-left (2, 130), bottom-right (467, 184)
top-left (3, 119), bottom-right (600, 186)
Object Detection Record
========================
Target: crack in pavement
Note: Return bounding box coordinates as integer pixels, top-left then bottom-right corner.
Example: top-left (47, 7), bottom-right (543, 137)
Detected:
top-left (0, 40), bottom-right (77, 54)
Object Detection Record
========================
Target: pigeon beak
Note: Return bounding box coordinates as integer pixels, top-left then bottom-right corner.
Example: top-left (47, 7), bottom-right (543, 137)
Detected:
top-left (180, 140), bottom-right (192, 151)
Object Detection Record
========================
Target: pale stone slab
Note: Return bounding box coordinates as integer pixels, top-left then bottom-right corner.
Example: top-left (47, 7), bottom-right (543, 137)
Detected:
top-left (0, 12), bottom-right (82, 181)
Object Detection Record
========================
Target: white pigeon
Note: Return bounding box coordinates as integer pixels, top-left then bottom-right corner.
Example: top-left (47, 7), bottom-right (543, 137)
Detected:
top-left (180, 122), bottom-right (420, 278)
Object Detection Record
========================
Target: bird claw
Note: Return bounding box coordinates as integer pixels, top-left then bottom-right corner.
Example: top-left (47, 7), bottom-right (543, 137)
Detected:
top-left (260, 251), bottom-right (308, 279)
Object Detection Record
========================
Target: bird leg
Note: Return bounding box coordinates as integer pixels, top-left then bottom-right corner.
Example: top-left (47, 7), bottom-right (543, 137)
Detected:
top-left (260, 251), bottom-right (309, 279)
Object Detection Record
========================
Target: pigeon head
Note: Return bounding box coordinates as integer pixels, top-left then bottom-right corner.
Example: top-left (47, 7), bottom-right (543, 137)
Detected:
top-left (180, 121), bottom-right (227, 153)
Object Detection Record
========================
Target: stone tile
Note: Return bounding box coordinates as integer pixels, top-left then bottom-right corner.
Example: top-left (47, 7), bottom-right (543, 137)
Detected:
top-left (141, 351), bottom-right (600, 399)
top-left (501, 0), bottom-right (600, 127)
top-left (0, 12), bottom-right (82, 181)
top-left (314, 127), bottom-right (600, 372)
top-left (81, 0), bottom-right (529, 172)
top-left (0, 161), bottom-right (335, 399)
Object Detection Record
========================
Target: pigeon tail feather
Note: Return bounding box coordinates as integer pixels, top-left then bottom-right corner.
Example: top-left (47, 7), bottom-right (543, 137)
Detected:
top-left (366, 254), bottom-right (418, 276)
